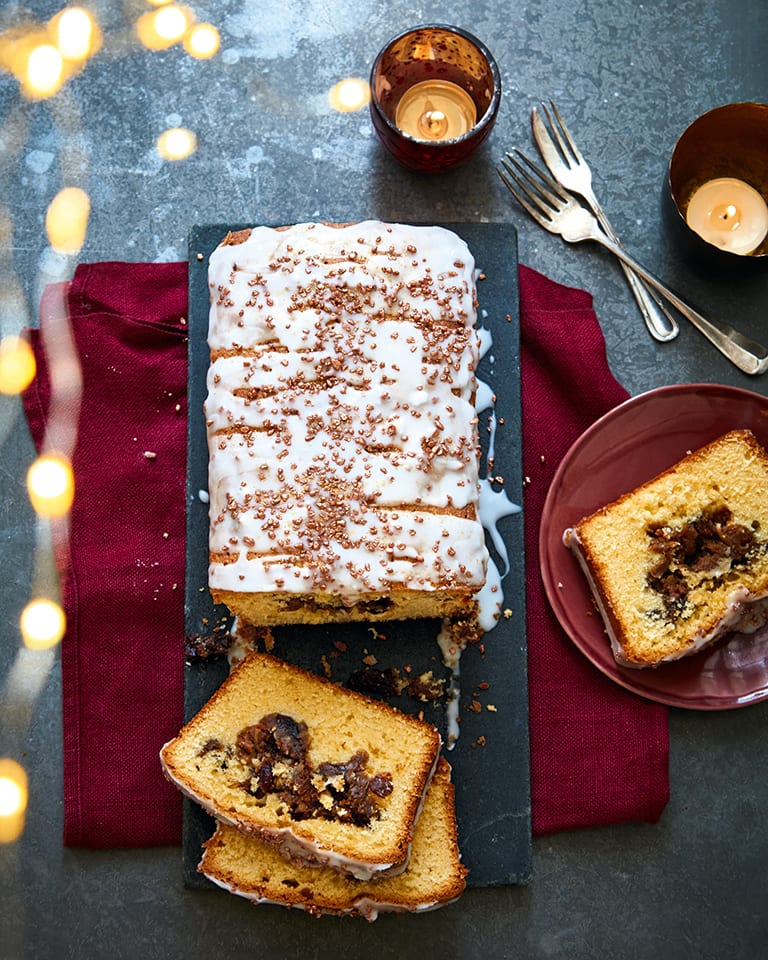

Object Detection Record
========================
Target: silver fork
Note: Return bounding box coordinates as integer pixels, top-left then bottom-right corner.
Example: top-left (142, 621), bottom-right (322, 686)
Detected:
top-left (498, 151), bottom-right (768, 376)
top-left (532, 102), bottom-right (679, 343)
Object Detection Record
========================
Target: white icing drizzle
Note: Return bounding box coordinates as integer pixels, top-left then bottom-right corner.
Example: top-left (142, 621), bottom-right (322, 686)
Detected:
top-left (476, 326), bottom-right (493, 360)
top-left (434, 314), bottom-right (521, 746)
top-left (475, 555), bottom-right (504, 633)
top-left (474, 378), bottom-right (495, 413)
top-left (478, 478), bottom-right (521, 579)
top-left (437, 619), bottom-right (462, 751)
top-left (206, 221), bottom-right (489, 598)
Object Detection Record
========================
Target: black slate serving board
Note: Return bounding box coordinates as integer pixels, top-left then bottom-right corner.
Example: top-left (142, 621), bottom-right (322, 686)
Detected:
top-left (183, 222), bottom-right (531, 889)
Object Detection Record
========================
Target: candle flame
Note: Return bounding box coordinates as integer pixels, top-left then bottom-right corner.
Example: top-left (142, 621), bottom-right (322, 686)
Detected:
top-left (0, 336), bottom-right (36, 395)
top-left (0, 760), bottom-right (28, 844)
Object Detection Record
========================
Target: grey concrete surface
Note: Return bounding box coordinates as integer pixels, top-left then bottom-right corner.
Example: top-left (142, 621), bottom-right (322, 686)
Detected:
top-left (1, 1), bottom-right (767, 957)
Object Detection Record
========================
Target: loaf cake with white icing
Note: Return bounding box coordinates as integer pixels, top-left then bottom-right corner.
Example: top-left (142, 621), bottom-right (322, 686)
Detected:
top-left (199, 757), bottom-right (466, 920)
top-left (565, 430), bottom-right (768, 667)
top-left (160, 652), bottom-right (442, 880)
top-left (205, 221), bottom-right (488, 625)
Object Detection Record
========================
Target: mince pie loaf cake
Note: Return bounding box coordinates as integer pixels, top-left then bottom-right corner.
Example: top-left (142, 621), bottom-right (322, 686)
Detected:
top-left (199, 757), bottom-right (466, 921)
top-left (564, 430), bottom-right (768, 667)
top-left (205, 221), bottom-right (488, 625)
top-left (160, 652), bottom-right (441, 879)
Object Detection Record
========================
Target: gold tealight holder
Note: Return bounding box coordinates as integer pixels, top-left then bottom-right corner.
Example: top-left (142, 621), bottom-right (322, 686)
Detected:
top-left (369, 24), bottom-right (501, 172)
top-left (669, 102), bottom-right (768, 258)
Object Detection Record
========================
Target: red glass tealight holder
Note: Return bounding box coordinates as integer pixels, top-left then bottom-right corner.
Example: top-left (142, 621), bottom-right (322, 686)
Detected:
top-left (370, 24), bottom-right (501, 173)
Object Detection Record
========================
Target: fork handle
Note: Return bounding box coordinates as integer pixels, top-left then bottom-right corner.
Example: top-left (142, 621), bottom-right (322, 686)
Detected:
top-left (587, 199), bottom-right (679, 342)
top-left (594, 233), bottom-right (768, 375)
top-left (616, 258), bottom-right (680, 343)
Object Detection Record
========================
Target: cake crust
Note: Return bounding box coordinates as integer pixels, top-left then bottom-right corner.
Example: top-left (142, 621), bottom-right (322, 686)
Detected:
top-left (205, 221), bottom-right (488, 625)
top-left (565, 430), bottom-right (768, 667)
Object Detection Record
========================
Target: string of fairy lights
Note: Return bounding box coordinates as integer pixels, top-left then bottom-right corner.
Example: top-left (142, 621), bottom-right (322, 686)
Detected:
top-left (0, 3), bottom-right (370, 845)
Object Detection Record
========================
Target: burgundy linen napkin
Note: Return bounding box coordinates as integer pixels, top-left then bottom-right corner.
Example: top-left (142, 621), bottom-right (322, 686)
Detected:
top-left (519, 264), bottom-right (669, 834)
top-left (23, 262), bottom-right (189, 847)
top-left (23, 260), bottom-right (668, 848)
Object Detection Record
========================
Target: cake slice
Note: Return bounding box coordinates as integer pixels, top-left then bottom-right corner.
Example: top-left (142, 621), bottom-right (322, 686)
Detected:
top-left (564, 429), bottom-right (768, 667)
top-left (160, 652), bottom-right (441, 878)
top-left (205, 221), bottom-right (488, 626)
top-left (199, 757), bottom-right (467, 921)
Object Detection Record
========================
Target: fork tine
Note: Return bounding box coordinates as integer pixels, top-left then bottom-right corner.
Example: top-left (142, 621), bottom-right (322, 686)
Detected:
top-left (497, 161), bottom-right (553, 227)
top-left (540, 101), bottom-right (575, 165)
top-left (547, 100), bottom-right (586, 166)
top-left (504, 150), bottom-right (566, 210)
top-left (496, 159), bottom-right (552, 230)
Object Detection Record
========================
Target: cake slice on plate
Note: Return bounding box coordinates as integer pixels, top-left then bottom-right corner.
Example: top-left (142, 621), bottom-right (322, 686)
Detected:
top-left (565, 429), bottom-right (768, 667)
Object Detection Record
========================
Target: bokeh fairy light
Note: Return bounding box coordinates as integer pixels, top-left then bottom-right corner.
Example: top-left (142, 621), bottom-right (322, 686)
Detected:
top-left (136, 4), bottom-right (193, 50)
top-left (184, 23), bottom-right (220, 59)
top-left (26, 453), bottom-right (75, 518)
top-left (157, 126), bottom-right (198, 160)
top-left (45, 187), bottom-right (91, 255)
top-left (0, 759), bottom-right (28, 843)
top-left (0, 336), bottom-right (36, 394)
top-left (328, 77), bottom-right (371, 113)
top-left (20, 598), bottom-right (67, 650)
top-left (54, 7), bottom-right (96, 62)
top-left (0, 6), bottom-right (101, 100)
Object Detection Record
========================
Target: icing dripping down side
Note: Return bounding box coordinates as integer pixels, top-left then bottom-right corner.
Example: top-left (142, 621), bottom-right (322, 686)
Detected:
top-left (437, 619), bottom-right (462, 750)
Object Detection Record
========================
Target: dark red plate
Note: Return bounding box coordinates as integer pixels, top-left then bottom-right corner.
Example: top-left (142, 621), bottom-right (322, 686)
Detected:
top-left (540, 383), bottom-right (768, 710)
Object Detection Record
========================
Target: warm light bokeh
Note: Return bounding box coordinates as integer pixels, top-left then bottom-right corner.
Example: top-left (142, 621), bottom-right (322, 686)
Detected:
top-left (137, 5), bottom-right (192, 50)
top-left (20, 598), bottom-right (67, 650)
top-left (157, 126), bottom-right (197, 160)
top-left (56, 7), bottom-right (96, 62)
top-left (0, 759), bottom-right (28, 844)
top-left (45, 187), bottom-right (91, 255)
top-left (26, 43), bottom-right (65, 97)
top-left (183, 23), bottom-right (220, 59)
top-left (27, 452), bottom-right (75, 518)
top-left (0, 336), bottom-right (37, 395)
top-left (328, 77), bottom-right (371, 113)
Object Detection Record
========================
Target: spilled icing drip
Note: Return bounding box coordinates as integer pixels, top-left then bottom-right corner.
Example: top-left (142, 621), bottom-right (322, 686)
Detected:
top-left (436, 319), bottom-right (522, 747)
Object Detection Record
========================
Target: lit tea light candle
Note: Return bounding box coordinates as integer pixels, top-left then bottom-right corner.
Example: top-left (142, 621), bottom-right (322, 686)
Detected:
top-left (686, 177), bottom-right (768, 255)
top-left (395, 80), bottom-right (477, 141)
